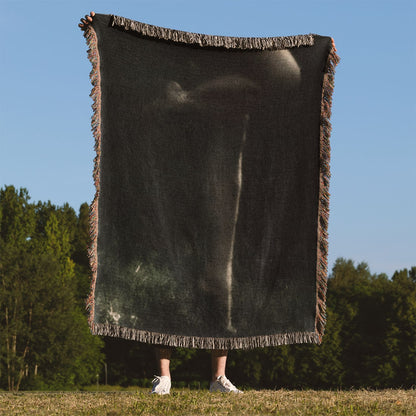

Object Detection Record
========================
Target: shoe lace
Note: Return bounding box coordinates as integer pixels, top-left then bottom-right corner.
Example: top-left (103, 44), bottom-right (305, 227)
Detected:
top-left (219, 375), bottom-right (233, 389)
top-left (152, 375), bottom-right (161, 384)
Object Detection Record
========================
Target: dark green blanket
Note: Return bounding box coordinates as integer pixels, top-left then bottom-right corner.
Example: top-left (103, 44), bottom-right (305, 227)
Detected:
top-left (83, 14), bottom-right (339, 349)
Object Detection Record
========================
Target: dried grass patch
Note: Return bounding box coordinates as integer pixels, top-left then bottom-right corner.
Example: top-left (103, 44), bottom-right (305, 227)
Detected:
top-left (0, 389), bottom-right (415, 415)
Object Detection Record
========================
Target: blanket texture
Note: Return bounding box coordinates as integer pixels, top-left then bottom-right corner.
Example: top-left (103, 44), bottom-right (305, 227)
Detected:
top-left (83, 14), bottom-right (339, 349)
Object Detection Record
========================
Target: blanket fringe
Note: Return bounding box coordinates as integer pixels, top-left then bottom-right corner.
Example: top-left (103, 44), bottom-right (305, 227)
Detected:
top-left (90, 322), bottom-right (320, 349)
top-left (316, 38), bottom-right (340, 343)
top-left (84, 24), bottom-right (102, 330)
top-left (83, 17), bottom-right (339, 348)
top-left (110, 14), bottom-right (314, 50)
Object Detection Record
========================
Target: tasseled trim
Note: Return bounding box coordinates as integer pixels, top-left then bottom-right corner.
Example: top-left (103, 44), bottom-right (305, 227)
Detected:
top-left (315, 38), bottom-right (340, 343)
top-left (110, 14), bottom-right (314, 50)
top-left (82, 16), bottom-right (339, 348)
top-left (90, 322), bottom-right (320, 349)
top-left (84, 24), bottom-right (102, 331)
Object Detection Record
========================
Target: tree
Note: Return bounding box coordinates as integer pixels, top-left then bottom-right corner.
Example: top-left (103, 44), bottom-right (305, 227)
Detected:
top-left (0, 186), bottom-right (37, 391)
top-left (71, 203), bottom-right (92, 309)
top-left (388, 268), bottom-right (416, 386)
top-left (0, 186), bottom-right (103, 391)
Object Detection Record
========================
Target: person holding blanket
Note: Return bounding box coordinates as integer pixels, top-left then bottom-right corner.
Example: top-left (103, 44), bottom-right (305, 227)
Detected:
top-left (79, 12), bottom-right (242, 395)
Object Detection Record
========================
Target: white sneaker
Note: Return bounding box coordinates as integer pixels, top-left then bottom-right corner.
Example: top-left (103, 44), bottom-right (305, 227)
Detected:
top-left (151, 375), bottom-right (171, 395)
top-left (209, 375), bottom-right (243, 393)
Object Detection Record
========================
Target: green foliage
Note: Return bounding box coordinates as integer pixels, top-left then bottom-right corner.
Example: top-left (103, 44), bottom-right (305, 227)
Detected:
top-left (94, 252), bottom-right (415, 388)
top-left (1, 185), bottom-right (415, 390)
top-left (98, 260), bottom-right (416, 390)
top-left (0, 186), bottom-right (103, 391)
top-left (325, 259), bottom-right (416, 388)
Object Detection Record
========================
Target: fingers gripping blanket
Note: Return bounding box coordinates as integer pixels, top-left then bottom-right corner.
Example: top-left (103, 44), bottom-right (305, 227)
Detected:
top-left (83, 14), bottom-right (339, 349)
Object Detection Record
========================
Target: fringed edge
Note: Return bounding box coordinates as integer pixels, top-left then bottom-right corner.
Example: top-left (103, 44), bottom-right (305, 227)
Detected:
top-left (83, 19), bottom-right (339, 348)
top-left (110, 14), bottom-right (314, 50)
top-left (90, 322), bottom-right (320, 349)
top-left (315, 38), bottom-right (340, 343)
top-left (84, 24), bottom-right (102, 331)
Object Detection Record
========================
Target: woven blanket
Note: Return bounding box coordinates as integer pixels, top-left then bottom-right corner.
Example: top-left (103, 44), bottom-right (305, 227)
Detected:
top-left (83, 14), bottom-right (339, 349)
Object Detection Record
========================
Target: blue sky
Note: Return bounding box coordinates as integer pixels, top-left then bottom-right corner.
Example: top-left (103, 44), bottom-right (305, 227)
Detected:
top-left (1, 0), bottom-right (415, 277)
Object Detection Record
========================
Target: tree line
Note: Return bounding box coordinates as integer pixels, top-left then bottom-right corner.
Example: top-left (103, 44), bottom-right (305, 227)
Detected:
top-left (0, 185), bottom-right (415, 391)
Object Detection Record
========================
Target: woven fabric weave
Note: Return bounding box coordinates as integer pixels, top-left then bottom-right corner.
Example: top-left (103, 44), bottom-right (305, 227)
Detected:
top-left (83, 14), bottom-right (339, 349)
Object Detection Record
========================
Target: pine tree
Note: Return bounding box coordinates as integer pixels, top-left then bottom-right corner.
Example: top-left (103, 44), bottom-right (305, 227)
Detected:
top-left (0, 186), bottom-right (103, 391)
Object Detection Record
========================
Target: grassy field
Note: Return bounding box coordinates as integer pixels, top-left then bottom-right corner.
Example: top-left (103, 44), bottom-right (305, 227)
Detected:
top-left (1, 388), bottom-right (415, 415)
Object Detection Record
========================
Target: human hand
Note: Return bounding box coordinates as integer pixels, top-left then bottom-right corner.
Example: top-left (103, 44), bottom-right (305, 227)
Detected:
top-left (79, 11), bottom-right (95, 30)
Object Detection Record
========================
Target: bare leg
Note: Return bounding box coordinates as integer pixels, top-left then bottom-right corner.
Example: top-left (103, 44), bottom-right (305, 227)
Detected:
top-left (156, 347), bottom-right (172, 378)
top-left (211, 349), bottom-right (228, 381)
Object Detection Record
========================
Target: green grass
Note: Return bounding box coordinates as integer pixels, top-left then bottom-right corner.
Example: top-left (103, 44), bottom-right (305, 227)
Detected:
top-left (1, 389), bottom-right (415, 415)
